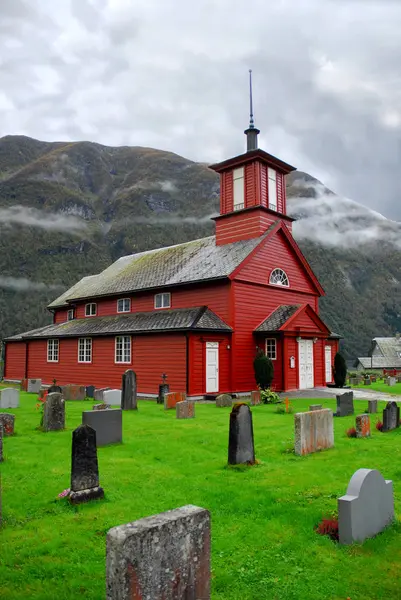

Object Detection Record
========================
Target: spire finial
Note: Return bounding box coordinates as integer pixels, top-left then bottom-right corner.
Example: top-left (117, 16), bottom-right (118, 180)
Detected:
top-left (249, 69), bottom-right (254, 128)
top-left (244, 69), bottom-right (260, 152)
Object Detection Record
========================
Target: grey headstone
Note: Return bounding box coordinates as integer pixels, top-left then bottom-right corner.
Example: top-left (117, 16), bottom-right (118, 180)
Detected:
top-left (106, 505), bottom-right (211, 600)
top-left (335, 392), bottom-right (354, 417)
top-left (82, 409), bottom-right (122, 446)
top-left (176, 401), bottom-right (195, 419)
top-left (309, 404), bottom-right (323, 411)
top-left (356, 414), bottom-right (371, 438)
top-left (216, 394), bottom-right (232, 408)
top-left (349, 378), bottom-right (358, 385)
top-left (0, 414), bottom-right (15, 436)
top-left (382, 401), bottom-right (400, 432)
top-left (387, 377), bottom-right (396, 386)
top-left (158, 383), bottom-right (170, 405)
top-left (94, 388), bottom-right (110, 402)
top-left (92, 403), bottom-right (111, 411)
top-left (70, 424), bottom-right (104, 504)
top-left (86, 385), bottom-right (95, 398)
top-left (0, 424), bottom-right (3, 463)
top-left (363, 379), bottom-right (371, 386)
top-left (338, 469), bottom-right (394, 545)
top-left (27, 379), bottom-right (42, 394)
top-left (103, 389), bottom-right (121, 407)
top-left (48, 384), bottom-right (62, 394)
top-left (42, 393), bottom-right (65, 432)
top-left (367, 399), bottom-right (378, 414)
top-left (121, 369), bottom-right (137, 410)
top-left (0, 388), bottom-right (19, 409)
top-left (295, 409), bottom-right (334, 456)
top-left (228, 404), bottom-right (255, 465)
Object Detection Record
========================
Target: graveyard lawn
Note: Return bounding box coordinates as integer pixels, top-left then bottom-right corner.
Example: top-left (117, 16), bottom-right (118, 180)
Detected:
top-left (351, 380), bottom-right (401, 395)
top-left (2, 394), bottom-right (401, 600)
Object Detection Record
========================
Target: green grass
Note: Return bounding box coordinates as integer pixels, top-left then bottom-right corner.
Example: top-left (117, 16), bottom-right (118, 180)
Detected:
top-left (351, 380), bottom-right (401, 395)
top-left (1, 393), bottom-right (401, 600)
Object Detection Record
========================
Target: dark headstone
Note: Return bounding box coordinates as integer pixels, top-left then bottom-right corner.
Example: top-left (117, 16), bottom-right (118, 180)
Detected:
top-left (82, 409), bottom-right (122, 446)
top-left (42, 393), bottom-right (65, 432)
top-left (382, 401), bottom-right (400, 432)
top-left (70, 424), bottom-right (104, 504)
top-left (86, 385), bottom-right (95, 398)
top-left (367, 399), bottom-right (378, 414)
top-left (0, 414), bottom-right (15, 436)
top-left (121, 369), bottom-right (137, 410)
top-left (228, 404), bottom-right (255, 465)
top-left (158, 383), bottom-right (170, 405)
top-left (48, 384), bottom-right (62, 394)
top-left (335, 392), bottom-right (354, 417)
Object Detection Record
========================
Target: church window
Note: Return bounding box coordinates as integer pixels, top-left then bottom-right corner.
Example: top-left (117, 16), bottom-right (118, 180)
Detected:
top-left (47, 339), bottom-right (59, 362)
top-left (233, 167), bottom-right (245, 211)
top-left (265, 338), bottom-right (277, 360)
top-left (269, 268), bottom-right (289, 287)
top-left (268, 168), bottom-right (277, 211)
top-left (155, 293), bottom-right (171, 309)
top-left (85, 303), bottom-right (97, 317)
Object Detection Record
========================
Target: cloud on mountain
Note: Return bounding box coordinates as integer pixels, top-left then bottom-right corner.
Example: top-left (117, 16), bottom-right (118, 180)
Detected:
top-left (0, 276), bottom-right (63, 292)
top-left (1, 0), bottom-right (401, 219)
top-left (0, 206), bottom-right (87, 232)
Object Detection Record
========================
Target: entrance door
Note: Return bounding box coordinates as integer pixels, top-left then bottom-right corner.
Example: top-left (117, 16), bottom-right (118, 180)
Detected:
top-left (298, 339), bottom-right (314, 389)
top-left (325, 345), bottom-right (332, 383)
top-left (206, 342), bottom-right (219, 393)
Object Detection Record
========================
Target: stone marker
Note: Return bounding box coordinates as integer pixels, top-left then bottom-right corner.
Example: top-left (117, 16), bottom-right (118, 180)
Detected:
top-left (158, 383), bottom-right (170, 405)
top-left (228, 403), bottom-right (255, 465)
top-left (216, 393), bottom-right (232, 408)
top-left (82, 409), bottom-right (122, 446)
top-left (309, 404), bottom-right (323, 411)
top-left (387, 376), bottom-right (396, 386)
top-left (0, 388), bottom-right (19, 409)
top-left (92, 403), bottom-right (111, 411)
top-left (164, 391), bottom-right (186, 410)
top-left (382, 401), bottom-right (400, 432)
top-left (0, 424), bottom-right (3, 462)
top-left (94, 388), bottom-right (110, 402)
top-left (250, 390), bottom-right (261, 406)
top-left (48, 384), bottom-right (62, 394)
top-left (371, 376), bottom-right (377, 383)
top-left (294, 409), bottom-right (334, 456)
top-left (86, 385), bottom-right (95, 398)
top-left (106, 505), bottom-right (211, 600)
top-left (42, 393), bottom-right (65, 432)
top-left (176, 401), bottom-right (195, 419)
top-left (121, 369), bottom-right (137, 410)
top-left (0, 414), bottom-right (15, 436)
top-left (338, 469), bottom-right (394, 545)
top-left (349, 377), bottom-right (358, 386)
top-left (70, 424), bottom-right (104, 504)
top-left (103, 389), bottom-right (122, 407)
top-left (363, 378), bottom-right (371, 386)
top-left (61, 384), bottom-right (86, 401)
top-left (367, 399), bottom-right (378, 414)
top-left (335, 392), bottom-right (354, 417)
top-left (27, 379), bottom-right (42, 394)
top-left (356, 414), bottom-right (371, 438)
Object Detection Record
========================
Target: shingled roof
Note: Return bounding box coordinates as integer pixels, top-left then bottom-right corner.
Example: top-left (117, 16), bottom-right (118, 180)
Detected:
top-left (6, 306), bottom-right (232, 341)
top-left (48, 228), bottom-right (278, 308)
top-left (357, 356), bottom-right (401, 369)
top-left (254, 305), bottom-right (300, 332)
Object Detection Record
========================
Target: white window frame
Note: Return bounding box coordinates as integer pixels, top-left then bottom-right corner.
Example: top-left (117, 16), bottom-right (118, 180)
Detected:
top-left (265, 338), bottom-right (277, 360)
top-left (117, 298), bottom-right (131, 313)
top-left (154, 292), bottom-right (171, 309)
top-left (67, 309), bottom-right (75, 321)
top-left (269, 268), bottom-right (290, 287)
top-left (115, 336), bottom-right (131, 364)
top-left (85, 303), bottom-right (97, 317)
top-left (78, 338), bottom-right (92, 363)
top-left (233, 167), bottom-right (245, 211)
top-left (268, 167), bottom-right (277, 211)
top-left (47, 339), bottom-right (59, 363)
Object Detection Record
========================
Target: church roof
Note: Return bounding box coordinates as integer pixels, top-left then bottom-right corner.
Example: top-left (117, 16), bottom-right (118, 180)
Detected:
top-left (254, 305), bottom-right (300, 332)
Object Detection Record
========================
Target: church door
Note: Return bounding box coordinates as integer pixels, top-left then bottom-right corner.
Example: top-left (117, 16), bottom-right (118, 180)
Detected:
top-left (298, 339), bottom-right (314, 389)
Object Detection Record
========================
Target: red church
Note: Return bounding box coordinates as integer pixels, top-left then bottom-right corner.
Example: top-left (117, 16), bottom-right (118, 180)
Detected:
top-left (4, 110), bottom-right (339, 397)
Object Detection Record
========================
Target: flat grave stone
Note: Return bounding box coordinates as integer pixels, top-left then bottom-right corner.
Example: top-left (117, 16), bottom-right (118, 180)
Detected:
top-left (92, 403), bottom-right (111, 411)
top-left (70, 424), bottom-right (104, 504)
top-left (42, 393), bottom-right (65, 432)
top-left (294, 409), bottom-right (334, 456)
top-left (27, 379), bottom-right (41, 394)
top-left (356, 414), bottom-right (371, 438)
top-left (0, 414), bottom-right (15, 436)
top-left (106, 505), bottom-right (211, 600)
top-left (335, 392), bottom-right (354, 417)
top-left (338, 469), bottom-right (394, 545)
top-left (82, 409), bottom-right (122, 446)
top-left (62, 384), bottom-right (86, 401)
top-left (164, 391), bottom-right (186, 410)
top-left (382, 401), bottom-right (400, 432)
top-left (176, 401), bottom-right (195, 419)
top-left (250, 390), bottom-right (261, 406)
top-left (0, 388), bottom-right (19, 409)
top-left (228, 403), bottom-right (255, 465)
top-left (216, 393), bottom-right (232, 408)
top-left (121, 369), bottom-right (137, 410)
top-left (309, 404), bottom-right (323, 411)
top-left (86, 385), bottom-right (95, 398)
top-left (94, 388), bottom-right (110, 402)
top-left (367, 399), bottom-right (378, 414)
top-left (103, 389), bottom-right (122, 407)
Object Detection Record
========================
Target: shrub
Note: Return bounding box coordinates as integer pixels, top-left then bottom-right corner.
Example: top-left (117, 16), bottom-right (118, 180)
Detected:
top-left (346, 427), bottom-right (357, 438)
top-left (253, 349), bottom-right (274, 390)
top-left (333, 352), bottom-right (347, 387)
top-left (316, 517), bottom-right (339, 542)
top-left (376, 421), bottom-right (383, 431)
top-left (260, 388), bottom-right (281, 404)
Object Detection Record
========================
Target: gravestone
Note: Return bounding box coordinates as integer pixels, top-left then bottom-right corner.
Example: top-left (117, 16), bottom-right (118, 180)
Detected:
top-left (228, 403), bottom-right (255, 465)
top-left (0, 414), bottom-right (15, 436)
top-left (338, 469), bottom-right (394, 545)
top-left (371, 376), bottom-right (377, 383)
top-left (86, 385), bottom-right (95, 398)
top-left (62, 384), bottom-right (86, 401)
top-left (70, 424), bottom-right (104, 504)
top-left (42, 393), bottom-right (65, 432)
top-left (309, 404), bottom-right (323, 412)
top-left (103, 389), bottom-right (122, 407)
top-left (92, 403), bottom-right (111, 411)
top-left (0, 424), bottom-right (3, 463)
top-left (349, 377), bottom-right (358, 386)
top-left (121, 369), bottom-right (137, 410)
top-left (0, 388), bottom-right (19, 409)
top-left (106, 505), bottom-right (210, 600)
top-left (250, 390), bottom-right (261, 406)
top-left (387, 377), bottom-right (396, 386)
top-left (164, 391), bottom-right (186, 410)
top-left (27, 379), bottom-right (42, 394)
top-left (294, 409), bottom-right (334, 456)
top-left (94, 388), bottom-right (110, 402)
top-left (363, 379), bottom-right (371, 386)
top-left (356, 414), bottom-right (371, 438)
top-left (335, 392), bottom-right (354, 417)
top-left (82, 409), bottom-right (122, 446)
top-left (158, 383), bottom-right (170, 405)
top-left (176, 401), bottom-right (195, 419)
top-left (48, 384), bottom-right (62, 394)
top-left (367, 399), bottom-right (378, 414)
top-left (216, 393), bottom-right (232, 408)
top-left (382, 401), bottom-right (400, 432)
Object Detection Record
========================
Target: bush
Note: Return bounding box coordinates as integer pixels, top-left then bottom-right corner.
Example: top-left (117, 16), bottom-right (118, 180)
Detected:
top-left (316, 517), bottom-right (339, 542)
top-left (346, 427), bottom-right (357, 438)
top-left (333, 352), bottom-right (347, 387)
top-left (260, 388), bottom-right (281, 404)
top-left (253, 349), bottom-right (274, 390)
top-left (376, 421), bottom-right (383, 431)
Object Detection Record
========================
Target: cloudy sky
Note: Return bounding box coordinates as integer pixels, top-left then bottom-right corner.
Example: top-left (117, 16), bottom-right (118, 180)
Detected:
top-left (1, 0), bottom-right (401, 220)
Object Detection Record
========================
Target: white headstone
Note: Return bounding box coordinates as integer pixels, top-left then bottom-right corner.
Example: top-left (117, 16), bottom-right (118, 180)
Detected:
top-left (27, 379), bottom-right (42, 394)
top-left (103, 389), bottom-right (122, 407)
top-left (0, 388), bottom-right (19, 409)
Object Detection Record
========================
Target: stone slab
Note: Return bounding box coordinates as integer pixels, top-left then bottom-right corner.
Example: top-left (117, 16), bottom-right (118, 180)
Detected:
top-left (0, 388), bottom-right (19, 409)
top-left (70, 424), bottom-right (104, 504)
top-left (338, 469), bottom-right (394, 544)
top-left (92, 403), bottom-right (111, 411)
top-left (0, 413), bottom-right (15, 436)
top-left (176, 401), bottom-right (195, 419)
top-left (61, 384), bottom-right (86, 401)
top-left (335, 392), bottom-right (354, 417)
top-left (382, 401), bottom-right (400, 432)
top-left (387, 377), bottom-right (396, 386)
top-left (82, 409), bottom-right (122, 446)
top-left (121, 369), bottom-right (137, 410)
top-left (294, 409), bottom-right (334, 456)
top-left (164, 391), bottom-right (186, 410)
top-left (27, 379), bottom-right (42, 394)
top-left (106, 505), bottom-right (211, 600)
top-left (356, 414), bottom-right (371, 438)
top-left (103, 389), bottom-right (122, 407)
top-left (43, 393), bottom-right (65, 432)
top-left (250, 390), bottom-right (261, 406)
top-left (309, 404), bottom-right (323, 411)
top-left (94, 388), bottom-right (110, 402)
top-left (86, 385), bottom-right (95, 398)
top-left (228, 403), bottom-right (255, 465)
top-left (367, 399), bottom-right (378, 414)
top-left (216, 393), bottom-right (232, 408)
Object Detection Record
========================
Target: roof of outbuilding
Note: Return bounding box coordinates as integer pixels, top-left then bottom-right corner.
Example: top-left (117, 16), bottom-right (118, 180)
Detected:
top-left (357, 356), bottom-right (401, 369)
top-left (5, 306), bottom-right (232, 341)
top-left (48, 230), bottom-right (276, 308)
top-left (373, 337), bottom-right (401, 358)
top-left (254, 305), bottom-right (301, 332)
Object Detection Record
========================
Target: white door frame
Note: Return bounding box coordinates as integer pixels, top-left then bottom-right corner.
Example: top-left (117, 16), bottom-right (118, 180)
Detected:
top-left (298, 339), bottom-right (314, 389)
top-left (206, 342), bottom-right (219, 393)
top-left (325, 345), bottom-right (332, 383)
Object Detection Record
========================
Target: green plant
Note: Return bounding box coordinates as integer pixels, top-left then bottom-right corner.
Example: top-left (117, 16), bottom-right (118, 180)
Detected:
top-left (260, 388), bottom-right (281, 404)
top-left (333, 352), bottom-right (347, 387)
top-left (253, 349), bottom-right (274, 390)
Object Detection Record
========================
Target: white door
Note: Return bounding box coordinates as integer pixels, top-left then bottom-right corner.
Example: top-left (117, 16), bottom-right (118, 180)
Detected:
top-left (325, 346), bottom-right (332, 383)
top-left (298, 339), bottom-right (314, 389)
top-left (206, 342), bottom-right (219, 393)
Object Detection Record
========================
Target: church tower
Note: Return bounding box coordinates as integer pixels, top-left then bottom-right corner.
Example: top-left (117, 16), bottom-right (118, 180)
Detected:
top-left (210, 71), bottom-right (296, 245)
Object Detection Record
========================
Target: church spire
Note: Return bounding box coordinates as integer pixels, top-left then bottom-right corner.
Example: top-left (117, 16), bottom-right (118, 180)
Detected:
top-left (244, 69), bottom-right (260, 152)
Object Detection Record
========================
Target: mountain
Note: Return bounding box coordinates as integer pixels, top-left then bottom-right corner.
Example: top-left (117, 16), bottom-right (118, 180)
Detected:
top-left (0, 134), bottom-right (400, 361)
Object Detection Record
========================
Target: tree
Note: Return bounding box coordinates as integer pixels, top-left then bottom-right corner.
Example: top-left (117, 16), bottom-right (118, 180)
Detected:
top-left (253, 348), bottom-right (274, 390)
top-left (333, 352), bottom-right (347, 387)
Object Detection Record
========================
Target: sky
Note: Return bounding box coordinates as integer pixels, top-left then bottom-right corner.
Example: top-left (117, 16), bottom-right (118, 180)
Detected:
top-left (1, 0), bottom-right (401, 220)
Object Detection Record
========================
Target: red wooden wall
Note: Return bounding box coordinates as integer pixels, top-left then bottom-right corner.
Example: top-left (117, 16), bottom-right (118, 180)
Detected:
top-left (215, 209), bottom-right (277, 245)
top-left (188, 333), bottom-right (231, 396)
top-left (4, 342), bottom-right (26, 380)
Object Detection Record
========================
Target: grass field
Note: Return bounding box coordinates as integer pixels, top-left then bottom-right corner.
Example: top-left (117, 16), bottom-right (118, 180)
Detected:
top-left (1, 392), bottom-right (401, 600)
top-left (350, 380), bottom-right (401, 395)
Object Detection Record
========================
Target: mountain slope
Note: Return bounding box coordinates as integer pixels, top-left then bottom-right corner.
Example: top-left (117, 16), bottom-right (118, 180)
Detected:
top-left (0, 135), bottom-right (400, 361)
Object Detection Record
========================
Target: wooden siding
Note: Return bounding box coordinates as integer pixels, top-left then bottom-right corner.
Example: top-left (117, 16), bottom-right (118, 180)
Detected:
top-left (313, 339), bottom-right (325, 387)
top-left (283, 308), bottom-right (326, 335)
top-left (4, 342), bottom-right (26, 380)
top-left (277, 172), bottom-right (283, 213)
top-left (245, 163), bottom-right (257, 208)
top-left (188, 333), bottom-right (231, 396)
top-left (54, 310), bottom-right (68, 324)
top-left (286, 337), bottom-right (298, 390)
top-left (215, 208), bottom-right (277, 245)
top-left (255, 335), bottom-right (283, 391)
top-left (221, 171), bottom-right (233, 214)
top-left (132, 334), bottom-right (186, 394)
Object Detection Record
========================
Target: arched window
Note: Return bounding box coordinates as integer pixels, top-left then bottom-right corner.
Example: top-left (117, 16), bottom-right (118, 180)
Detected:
top-left (269, 268), bottom-right (289, 287)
